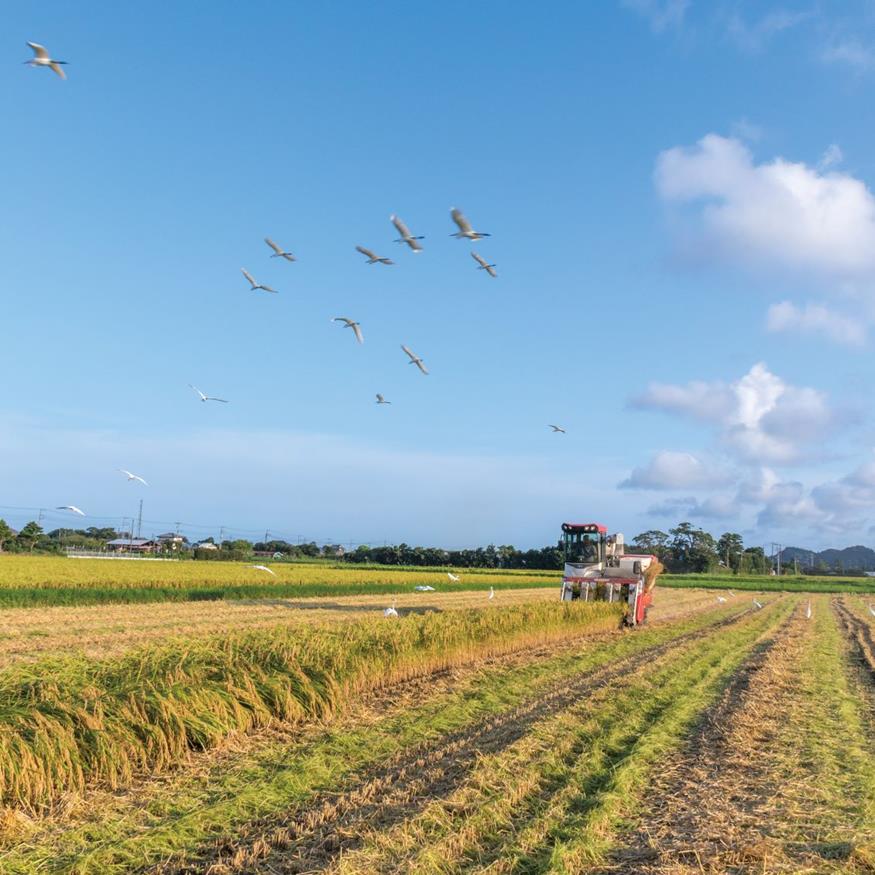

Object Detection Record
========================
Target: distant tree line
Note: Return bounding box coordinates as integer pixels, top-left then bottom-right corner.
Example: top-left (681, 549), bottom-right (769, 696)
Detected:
top-left (630, 523), bottom-right (770, 575)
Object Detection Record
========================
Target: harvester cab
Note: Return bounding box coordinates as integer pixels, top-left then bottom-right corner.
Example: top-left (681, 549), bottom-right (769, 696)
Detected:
top-left (559, 522), bottom-right (661, 627)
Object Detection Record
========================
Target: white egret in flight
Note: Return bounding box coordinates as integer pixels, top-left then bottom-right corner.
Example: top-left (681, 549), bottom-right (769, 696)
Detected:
top-left (24, 42), bottom-right (67, 79)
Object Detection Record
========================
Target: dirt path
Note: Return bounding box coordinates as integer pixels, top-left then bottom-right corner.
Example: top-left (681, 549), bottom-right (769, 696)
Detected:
top-left (156, 606), bottom-right (760, 874)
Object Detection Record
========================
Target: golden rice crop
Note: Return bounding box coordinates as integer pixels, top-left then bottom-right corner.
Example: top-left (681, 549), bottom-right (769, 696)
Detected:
top-left (0, 600), bottom-right (622, 812)
top-left (0, 555), bottom-right (556, 591)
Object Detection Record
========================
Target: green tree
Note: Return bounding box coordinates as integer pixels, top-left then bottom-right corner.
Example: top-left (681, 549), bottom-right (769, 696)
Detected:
top-left (631, 530), bottom-right (670, 559)
top-left (16, 521), bottom-right (44, 553)
top-left (0, 519), bottom-right (14, 552)
top-left (717, 532), bottom-right (744, 572)
top-left (668, 522), bottom-right (718, 573)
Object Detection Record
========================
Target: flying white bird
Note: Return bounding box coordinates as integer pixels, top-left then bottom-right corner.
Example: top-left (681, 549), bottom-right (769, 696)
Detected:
top-left (332, 317), bottom-right (364, 344)
top-left (390, 215), bottom-right (424, 252)
top-left (264, 238), bottom-right (296, 262)
top-left (401, 345), bottom-right (428, 375)
top-left (118, 469), bottom-right (148, 486)
top-left (549, 425), bottom-right (566, 434)
top-left (716, 595), bottom-right (727, 603)
top-left (376, 394), bottom-right (391, 404)
top-left (57, 506), bottom-right (85, 516)
top-left (189, 384), bottom-right (228, 403)
top-left (450, 208), bottom-right (490, 241)
top-left (447, 572), bottom-right (460, 582)
top-left (753, 599), bottom-right (764, 609)
top-left (241, 268), bottom-right (277, 293)
top-left (24, 42), bottom-right (67, 79)
top-left (248, 565), bottom-right (276, 576)
top-left (806, 600), bottom-right (812, 619)
top-left (414, 585), bottom-right (435, 592)
top-left (356, 245), bottom-right (393, 265)
top-left (471, 251), bottom-right (497, 277)
top-left (384, 601), bottom-right (399, 618)
top-left (489, 586), bottom-right (495, 600)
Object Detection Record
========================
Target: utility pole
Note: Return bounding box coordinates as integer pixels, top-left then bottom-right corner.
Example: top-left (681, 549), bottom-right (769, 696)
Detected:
top-left (219, 526), bottom-right (226, 544)
top-left (136, 499), bottom-right (143, 539)
top-left (264, 529), bottom-right (271, 546)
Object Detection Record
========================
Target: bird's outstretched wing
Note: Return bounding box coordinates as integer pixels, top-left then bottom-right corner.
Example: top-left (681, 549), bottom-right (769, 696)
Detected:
top-left (27, 42), bottom-right (49, 60)
top-left (259, 283), bottom-right (278, 293)
top-left (208, 396), bottom-right (229, 403)
top-left (451, 208), bottom-right (472, 234)
top-left (390, 214), bottom-right (411, 237)
top-left (189, 383), bottom-right (207, 400)
top-left (414, 359), bottom-right (429, 375)
top-left (351, 323), bottom-right (364, 344)
top-left (264, 237), bottom-right (281, 255)
top-left (471, 252), bottom-right (488, 268)
top-left (356, 246), bottom-right (376, 260)
top-left (241, 268), bottom-right (257, 286)
top-left (333, 316), bottom-right (353, 326)
top-left (48, 61), bottom-right (66, 79)
top-left (401, 344), bottom-right (415, 361)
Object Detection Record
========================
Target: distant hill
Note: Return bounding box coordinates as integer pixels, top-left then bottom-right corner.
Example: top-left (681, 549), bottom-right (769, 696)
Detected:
top-left (782, 544), bottom-right (875, 572)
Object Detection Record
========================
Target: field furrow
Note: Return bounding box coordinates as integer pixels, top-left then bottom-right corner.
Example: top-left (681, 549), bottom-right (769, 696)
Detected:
top-left (605, 597), bottom-right (875, 874)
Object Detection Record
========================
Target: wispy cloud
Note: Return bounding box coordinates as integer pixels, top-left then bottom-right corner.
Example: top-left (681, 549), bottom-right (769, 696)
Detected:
top-left (822, 38), bottom-right (875, 72)
top-left (766, 300), bottom-right (866, 347)
top-left (621, 0), bottom-right (690, 33)
top-left (725, 9), bottom-right (812, 52)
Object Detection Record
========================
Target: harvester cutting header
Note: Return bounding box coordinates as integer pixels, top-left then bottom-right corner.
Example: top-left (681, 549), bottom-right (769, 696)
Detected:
top-left (559, 522), bottom-right (662, 626)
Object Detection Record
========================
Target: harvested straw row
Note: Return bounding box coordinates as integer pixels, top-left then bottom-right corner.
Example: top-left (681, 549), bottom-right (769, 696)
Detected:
top-left (0, 601), bottom-right (622, 813)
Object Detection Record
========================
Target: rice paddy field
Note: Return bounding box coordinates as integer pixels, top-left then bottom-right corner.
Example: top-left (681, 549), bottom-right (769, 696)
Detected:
top-left (0, 556), bottom-right (873, 873)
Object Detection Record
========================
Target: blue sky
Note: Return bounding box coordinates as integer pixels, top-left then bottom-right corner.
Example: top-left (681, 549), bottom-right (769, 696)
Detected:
top-left (3, 1), bottom-right (875, 549)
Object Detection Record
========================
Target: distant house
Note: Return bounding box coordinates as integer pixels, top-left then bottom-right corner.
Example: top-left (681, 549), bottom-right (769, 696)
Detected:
top-left (193, 541), bottom-right (218, 551)
top-left (106, 538), bottom-right (156, 554)
top-left (156, 532), bottom-right (189, 551)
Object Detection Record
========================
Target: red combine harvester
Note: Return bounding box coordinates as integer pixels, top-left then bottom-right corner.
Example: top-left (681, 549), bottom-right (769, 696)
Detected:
top-left (559, 522), bottom-right (662, 627)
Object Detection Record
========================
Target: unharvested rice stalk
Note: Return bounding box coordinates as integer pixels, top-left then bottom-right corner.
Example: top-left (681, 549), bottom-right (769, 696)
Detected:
top-left (0, 601), bottom-right (623, 813)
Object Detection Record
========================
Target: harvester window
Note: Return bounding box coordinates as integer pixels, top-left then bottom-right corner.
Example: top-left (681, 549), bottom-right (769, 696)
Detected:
top-left (564, 531), bottom-right (603, 563)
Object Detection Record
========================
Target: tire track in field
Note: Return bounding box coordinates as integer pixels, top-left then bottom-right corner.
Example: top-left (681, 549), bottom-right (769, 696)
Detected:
top-left (158, 605), bottom-right (765, 875)
top-left (605, 604), bottom-right (848, 875)
top-left (833, 599), bottom-right (875, 693)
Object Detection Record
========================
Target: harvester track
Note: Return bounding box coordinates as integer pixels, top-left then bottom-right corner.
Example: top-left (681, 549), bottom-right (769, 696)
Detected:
top-left (159, 605), bottom-right (763, 874)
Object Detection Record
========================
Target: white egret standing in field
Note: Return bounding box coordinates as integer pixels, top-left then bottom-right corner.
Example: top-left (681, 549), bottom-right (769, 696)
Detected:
top-left (806, 600), bottom-right (812, 619)
top-left (489, 586), bottom-right (495, 600)
top-left (356, 246), bottom-right (393, 265)
top-left (332, 317), bottom-right (364, 344)
top-left (414, 585), bottom-right (435, 592)
top-left (384, 601), bottom-right (399, 618)
top-left (447, 572), bottom-right (460, 582)
top-left (57, 506), bottom-right (85, 516)
top-left (248, 565), bottom-right (276, 576)
top-left (189, 384), bottom-right (229, 403)
top-left (241, 269), bottom-right (277, 293)
top-left (471, 252), bottom-right (497, 277)
top-left (401, 345), bottom-right (428, 375)
top-left (264, 238), bottom-right (296, 261)
top-left (24, 42), bottom-right (67, 79)
top-left (549, 425), bottom-right (566, 434)
top-left (118, 469), bottom-right (148, 486)
top-left (390, 215), bottom-right (424, 252)
top-left (450, 208), bottom-right (490, 241)
top-left (753, 599), bottom-right (763, 609)
top-left (716, 595), bottom-right (727, 603)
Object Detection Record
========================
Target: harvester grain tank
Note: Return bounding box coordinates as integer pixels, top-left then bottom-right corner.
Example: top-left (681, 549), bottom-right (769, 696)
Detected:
top-left (559, 522), bottom-right (662, 626)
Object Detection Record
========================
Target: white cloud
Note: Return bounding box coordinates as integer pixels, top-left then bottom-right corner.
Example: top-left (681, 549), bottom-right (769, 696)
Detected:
top-left (619, 451), bottom-right (733, 490)
top-left (631, 362), bottom-right (837, 464)
top-left (622, 0), bottom-right (689, 33)
top-left (655, 134), bottom-right (875, 283)
top-left (766, 300), bottom-right (866, 346)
